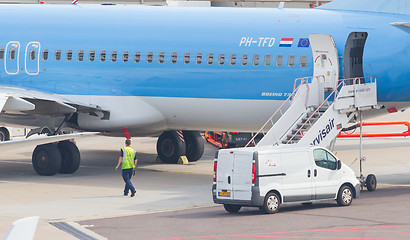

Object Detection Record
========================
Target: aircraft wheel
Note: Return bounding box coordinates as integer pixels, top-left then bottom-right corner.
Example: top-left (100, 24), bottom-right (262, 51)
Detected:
top-left (157, 131), bottom-right (186, 164)
top-left (366, 174), bottom-right (377, 192)
top-left (32, 143), bottom-right (62, 176)
top-left (58, 140), bottom-right (81, 174)
top-left (183, 131), bottom-right (204, 162)
top-left (0, 128), bottom-right (10, 142)
top-left (223, 204), bottom-right (241, 213)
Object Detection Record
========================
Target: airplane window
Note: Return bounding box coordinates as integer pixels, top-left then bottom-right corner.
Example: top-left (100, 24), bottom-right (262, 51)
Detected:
top-left (230, 53), bottom-right (236, 65)
top-left (9, 48), bottom-right (15, 60)
top-left (207, 53), bottom-right (213, 65)
top-left (264, 54), bottom-right (271, 66)
top-left (89, 50), bottom-right (95, 62)
top-left (218, 53), bottom-right (225, 65)
top-left (288, 55), bottom-right (295, 67)
top-left (147, 51), bottom-right (153, 63)
top-left (29, 49), bottom-right (36, 61)
top-left (300, 55), bottom-right (307, 67)
top-left (253, 54), bottom-right (259, 66)
top-left (111, 50), bottom-right (117, 62)
top-left (158, 52), bottom-right (165, 63)
top-left (123, 51), bottom-right (129, 62)
top-left (184, 52), bottom-right (190, 64)
top-left (276, 54), bottom-right (283, 67)
top-left (66, 50), bottom-right (73, 61)
top-left (171, 52), bottom-right (177, 64)
top-left (100, 50), bottom-right (106, 62)
top-left (241, 54), bottom-right (248, 66)
top-left (78, 50), bottom-right (84, 62)
top-left (0, 48), bottom-right (4, 60)
top-left (55, 49), bottom-right (61, 61)
top-left (196, 53), bottom-right (202, 64)
top-left (134, 51), bottom-right (141, 63)
top-left (42, 49), bottom-right (49, 61)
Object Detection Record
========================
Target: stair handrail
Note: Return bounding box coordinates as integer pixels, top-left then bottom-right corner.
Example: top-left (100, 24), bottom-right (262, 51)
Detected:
top-left (244, 76), bottom-right (321, 148)
top-left (286, 76), bottom-right (376, 144)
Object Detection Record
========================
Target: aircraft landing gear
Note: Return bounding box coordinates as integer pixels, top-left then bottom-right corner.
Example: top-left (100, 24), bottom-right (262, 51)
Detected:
top-left (183, 131), bottom-right (204, 162)
top-left (32, 141), bottom-right (81, 176)
top-left (32, 143), bottom-right (62, 176)
top-left (58, 140), bottom-right (80, 174)
top-left (157, 131), bottom-right (186, 163)
top-left (156, 130), bottom-right (205, 163)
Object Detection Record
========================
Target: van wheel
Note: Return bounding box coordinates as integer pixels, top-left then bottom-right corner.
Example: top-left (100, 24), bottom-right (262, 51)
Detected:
top-left (223, 204), bottom-right (241, 213)
top-left (366, 174), bottom-right (377, 192)
top-left (263, 192), bottom-right (280, 214)
top-left (337, 185), bottom-right (353, 206)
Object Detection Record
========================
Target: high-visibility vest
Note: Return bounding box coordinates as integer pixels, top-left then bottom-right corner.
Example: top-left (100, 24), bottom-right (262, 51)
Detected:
top-left (121, 146), bottom-right (135, 170)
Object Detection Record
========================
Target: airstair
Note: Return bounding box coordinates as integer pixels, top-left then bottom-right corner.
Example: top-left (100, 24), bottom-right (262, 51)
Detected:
top-left (245, 33), bottom-right (379, 148)
top-left (246, 75), bottom-right (378, 148)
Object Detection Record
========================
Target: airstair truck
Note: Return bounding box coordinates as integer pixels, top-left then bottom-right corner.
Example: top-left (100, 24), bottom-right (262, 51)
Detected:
top-left (213, 34), bottom-right (379, 214)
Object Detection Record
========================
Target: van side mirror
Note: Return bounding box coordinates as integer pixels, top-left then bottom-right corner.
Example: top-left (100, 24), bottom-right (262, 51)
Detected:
top-left (337, 160), bottom-right (342, 170)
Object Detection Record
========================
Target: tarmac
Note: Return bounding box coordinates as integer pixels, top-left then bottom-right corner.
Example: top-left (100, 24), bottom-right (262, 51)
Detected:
top-left (0, 110), bottom-right (410, 239)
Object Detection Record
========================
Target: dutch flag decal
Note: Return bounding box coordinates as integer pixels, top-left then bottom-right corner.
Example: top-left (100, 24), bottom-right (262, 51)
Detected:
top-left (279, 38), bottom-right (294, 47)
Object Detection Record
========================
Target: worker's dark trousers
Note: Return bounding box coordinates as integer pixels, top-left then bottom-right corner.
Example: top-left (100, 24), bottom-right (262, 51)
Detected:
top-left (122, 168), bottom-right (135, 195)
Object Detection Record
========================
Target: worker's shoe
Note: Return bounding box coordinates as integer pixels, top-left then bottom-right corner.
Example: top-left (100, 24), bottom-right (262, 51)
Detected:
top-left (131, 190), bottom-right (136, 197)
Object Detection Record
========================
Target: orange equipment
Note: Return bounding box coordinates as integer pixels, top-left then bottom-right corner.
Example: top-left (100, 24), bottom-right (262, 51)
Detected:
top-left (337, 121), bottom-right (410, 138)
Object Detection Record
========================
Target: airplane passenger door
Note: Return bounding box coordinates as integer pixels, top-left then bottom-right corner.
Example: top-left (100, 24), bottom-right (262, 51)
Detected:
top-left (4, 41), bottom-right (20, 75)
top-left (25, 42), bottom-right (41, 75)
top-left (309, 34), bottom-right (339, 91)
top-left (343, 32), bottom-right (368, 81)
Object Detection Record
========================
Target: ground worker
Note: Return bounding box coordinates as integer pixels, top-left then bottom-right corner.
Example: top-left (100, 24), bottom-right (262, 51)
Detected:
top-left (115, 139), bottom-right (138, 197)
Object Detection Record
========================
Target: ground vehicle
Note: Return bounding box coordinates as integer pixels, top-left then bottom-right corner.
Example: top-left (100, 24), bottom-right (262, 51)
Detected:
top-left (204, 131), bottom-right (261, 148)
top-left (212, 145), bottom-right (360, 214)
top-left (0, 127), bottom-right (26, 141)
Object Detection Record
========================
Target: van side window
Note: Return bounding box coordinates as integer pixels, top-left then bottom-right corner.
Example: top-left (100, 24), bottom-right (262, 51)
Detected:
top-left (123, 51), bottom-right (129, 62)
top-left (218, 53), bottom-right (225, 65)
top-left (196, 53), bottom-right (202, 64)
top-left (264, 54), bottom-right (271, 66)
top-left (207, 53), bottom-right (213, 65)
top-left (300, 55), bottom-right (307, 67)
top-left (55, 49), bottom-right (61, 61)
top-left (230, 53), bottom-right (236, 65)
top-left (158, 52), bottom-right (165, 63)
top-left (252, 54), bottom-right (259, 66)
top-left (288, 55), bottom-right (295, 67)
top-left (100, 50), bottom-right (106, 62)
top-left (241, 54), bottom-right (248, 66)
top-left (89, 50), bottom-right (95, 62)
top-left (276, 54), bottom-right (283, 67)
top-left (111, 50), bottom-right (117, 62)
top-left (313, 149), bottom-right (337, 170)
top-left (78, 50), bottom-right (84, 62)
top-left (184, 52), bottom-right (190, 64)
top-left (171, 52), bottom-right (177, 64)
top-left (66, 50), bottom-right (73, 61)
top-left (42, 49), bottom-right (48, 61)
top-left (134, 51), bottom-right (141, 63)
top-left (0, 48), bottom-right (4, 60)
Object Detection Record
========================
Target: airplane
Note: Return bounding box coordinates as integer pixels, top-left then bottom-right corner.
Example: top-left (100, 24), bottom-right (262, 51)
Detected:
top-left (0, 0), bottom-right (408, 176)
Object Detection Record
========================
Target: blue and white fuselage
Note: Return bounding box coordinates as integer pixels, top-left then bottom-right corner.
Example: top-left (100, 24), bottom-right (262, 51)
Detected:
top-left (0, 2), bottom-right (409, 137)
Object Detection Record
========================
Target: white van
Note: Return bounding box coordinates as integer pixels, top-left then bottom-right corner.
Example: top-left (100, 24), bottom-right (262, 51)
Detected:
top-left (212, 145), bottom-right (360, 214)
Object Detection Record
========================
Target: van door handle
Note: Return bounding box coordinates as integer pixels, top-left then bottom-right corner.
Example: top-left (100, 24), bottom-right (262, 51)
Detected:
top-left (307, 170), bottom-right (311, 178)
top-left (314, 169), bottom-right (317, 177)
top-left (228, 176), bottom-right (231, 184)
